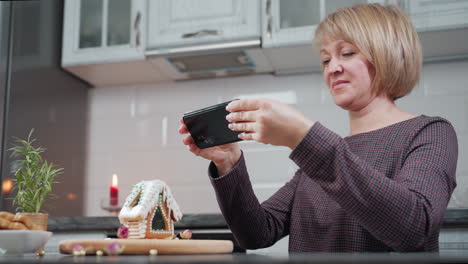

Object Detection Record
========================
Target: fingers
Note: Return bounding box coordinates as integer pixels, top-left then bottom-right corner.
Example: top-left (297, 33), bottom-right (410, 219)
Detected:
top-left (238, 132), bottom-right (258, 141)
top-left (181, 134), bottom-right (203, 155)
top-left (178, 119), bottom-right (189, 134)
top-left (178, 125), bottom-right (189, 134)
top-left (226, 99), bottom-right (260, 112)
top-left (180, 119), bottom-right (202, 154)
top-left (228, 122), bottom-right (255, 133)
top-left (182, 134), bottom-right (195, 145)
top-left (226, 111), bottom-right (256, 122)
top-left (187, 143), bottom-right (201, 154)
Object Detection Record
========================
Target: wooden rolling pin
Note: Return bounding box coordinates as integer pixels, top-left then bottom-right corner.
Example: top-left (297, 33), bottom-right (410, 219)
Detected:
top-left (59, 239), bottom-right (234, 255)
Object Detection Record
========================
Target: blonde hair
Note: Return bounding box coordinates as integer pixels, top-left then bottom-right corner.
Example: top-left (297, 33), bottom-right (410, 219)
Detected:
top-left (314, 4), bottom-right (422, 100)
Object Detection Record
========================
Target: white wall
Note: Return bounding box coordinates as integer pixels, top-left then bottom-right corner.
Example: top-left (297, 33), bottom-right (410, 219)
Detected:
top-left (84, 59), bottom-right (468, 215)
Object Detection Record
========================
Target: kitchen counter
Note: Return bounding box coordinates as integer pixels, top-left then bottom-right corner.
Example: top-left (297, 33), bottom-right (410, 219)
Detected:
top-left (42, 210), bottom-right (468, 255)
top-left (2, 211), bottom-right (468, 263)
top-left (2, 252), bottom-right (468, 264)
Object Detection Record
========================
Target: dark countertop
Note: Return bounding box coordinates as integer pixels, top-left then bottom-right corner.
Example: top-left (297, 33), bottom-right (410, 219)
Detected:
top-left (2, 252), bottom-right (468, 264)
top-left (47, 214), bottom-right (229, 232)
top-left (47, 209), bottom-right (468, 232)
top-left (440, 209), bottom-right (468, 227)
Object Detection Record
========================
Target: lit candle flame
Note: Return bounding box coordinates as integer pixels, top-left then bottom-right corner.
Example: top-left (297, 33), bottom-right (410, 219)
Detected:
top-left (2, 178), bottom-right (13, 195)
top-left (112, 174), bottom-right (118, 187)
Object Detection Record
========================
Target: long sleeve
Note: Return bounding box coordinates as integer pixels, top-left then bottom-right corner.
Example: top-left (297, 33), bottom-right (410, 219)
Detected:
top-left (290, 119), bottom-right (458, 251)
top-left (209, 153), bottom-right (300, 249)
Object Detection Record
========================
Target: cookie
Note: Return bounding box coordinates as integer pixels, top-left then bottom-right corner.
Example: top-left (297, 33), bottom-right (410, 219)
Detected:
top-left (0, 217), bottom-right (27, 230)
top-left (13, 214), bottom-right (40, 230)
top-left (0, 211), bottom-right (41, 230)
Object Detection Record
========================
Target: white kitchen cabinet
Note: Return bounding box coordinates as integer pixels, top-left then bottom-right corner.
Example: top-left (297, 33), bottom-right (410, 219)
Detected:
top-left (146, 0), bottom-right (260, 50)
top-left (62, 0), bottom-right (146, 67)
top-left (401, 0), bottom-right (468, 32)
top-left (262, 0), bottom-right (400, 48)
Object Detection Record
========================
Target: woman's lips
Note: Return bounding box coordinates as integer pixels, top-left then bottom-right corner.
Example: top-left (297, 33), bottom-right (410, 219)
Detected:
top-left (332, 80), bottom-right (349, 90)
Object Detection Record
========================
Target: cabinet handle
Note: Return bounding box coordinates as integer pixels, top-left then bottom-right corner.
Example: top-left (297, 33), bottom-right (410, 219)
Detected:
top-left (182, 29), bottom-right (222, 39)
top-left (266, 0), bottom-right (271, 15)
top-left (267, 17), bottom-right (272, 38)
top-left (134, 11), bottom-right (141, 47)
top-left (266, 0), bottom-right (272, 38)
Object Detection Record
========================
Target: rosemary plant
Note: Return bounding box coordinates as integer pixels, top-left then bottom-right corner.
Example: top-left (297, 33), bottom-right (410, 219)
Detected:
top-left (8, 129), bottom-right (62, 213)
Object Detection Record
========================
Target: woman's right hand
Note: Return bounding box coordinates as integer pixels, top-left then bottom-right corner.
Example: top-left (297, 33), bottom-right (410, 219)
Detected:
top-left (178, 119), bottom-right (241, 176)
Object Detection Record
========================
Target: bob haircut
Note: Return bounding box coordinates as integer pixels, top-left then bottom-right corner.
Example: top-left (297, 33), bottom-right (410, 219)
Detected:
top-left (314, 4), bottom-right (422, 100)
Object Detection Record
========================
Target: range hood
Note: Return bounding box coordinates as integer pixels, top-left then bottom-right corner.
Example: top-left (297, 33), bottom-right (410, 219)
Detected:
top-left (145, 38), bottom-right (274, 80)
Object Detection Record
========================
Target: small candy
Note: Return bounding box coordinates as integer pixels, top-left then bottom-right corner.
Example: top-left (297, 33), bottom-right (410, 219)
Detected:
top-left (36, 249), bottom-right (45, 256)
top-left (72, 250), bottom-right (85, 256)
top-left (117, 225), bottom-right (129, 239)
top-left (96, 250), bottom-right (103, 256)
top-left (72, 244), bottom-right (84, 252)
top-left (149, 249), bottom-right (158, 256)
top-left (72, 244), bottom-right (85, 256)
top-left (105, 241), bottom-right (124, 255)
top-left (179, 229), bottom-right (192, 239)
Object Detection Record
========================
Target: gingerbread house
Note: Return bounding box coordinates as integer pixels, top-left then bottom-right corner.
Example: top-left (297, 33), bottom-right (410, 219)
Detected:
top-left (118, 180), bottom-right (182, 239)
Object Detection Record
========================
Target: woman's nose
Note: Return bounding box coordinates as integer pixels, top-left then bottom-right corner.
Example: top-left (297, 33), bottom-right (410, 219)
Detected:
top-left (328, 58), bottom-right (343, 74)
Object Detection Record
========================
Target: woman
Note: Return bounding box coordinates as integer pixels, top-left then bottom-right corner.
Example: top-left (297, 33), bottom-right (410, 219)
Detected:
top-left (179, 3), bottom-right (458, 252)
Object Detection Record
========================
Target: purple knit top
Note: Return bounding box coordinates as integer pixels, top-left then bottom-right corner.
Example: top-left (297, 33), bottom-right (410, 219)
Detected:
top-left (209, 115), bottom-right (458, 252)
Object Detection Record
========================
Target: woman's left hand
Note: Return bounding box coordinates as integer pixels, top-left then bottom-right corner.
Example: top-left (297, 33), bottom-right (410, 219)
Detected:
top-left (226, 99), bottom-right (314, 149)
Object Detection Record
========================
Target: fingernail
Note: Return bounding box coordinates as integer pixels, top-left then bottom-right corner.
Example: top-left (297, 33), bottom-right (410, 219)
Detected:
top-left (226, 114), bottom-right (231, 120)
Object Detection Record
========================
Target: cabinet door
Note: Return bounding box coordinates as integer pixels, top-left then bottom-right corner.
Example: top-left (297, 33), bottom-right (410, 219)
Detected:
top-left (62, 0), bottom-right (146, 67)
top-left (402, 0), bottom-right (468, 32)
top-left (147, 0), bottom-right (260, 49)
top-left (262, 0), bottom-right (389, 48)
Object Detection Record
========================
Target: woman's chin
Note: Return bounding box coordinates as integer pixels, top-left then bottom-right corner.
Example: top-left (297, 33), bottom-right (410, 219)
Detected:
top-left (332, 96), bottom-right (353, 110)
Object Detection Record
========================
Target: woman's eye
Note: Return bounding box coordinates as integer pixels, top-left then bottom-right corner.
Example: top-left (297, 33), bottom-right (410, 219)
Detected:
top-left (322, 59), bottom-right (330, 65)
top-left (342, 52), bottom-right (355, 57)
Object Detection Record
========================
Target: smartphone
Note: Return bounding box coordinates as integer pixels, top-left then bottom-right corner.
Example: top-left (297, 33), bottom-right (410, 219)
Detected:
top-left (183, 100), bottom-right (242, 149)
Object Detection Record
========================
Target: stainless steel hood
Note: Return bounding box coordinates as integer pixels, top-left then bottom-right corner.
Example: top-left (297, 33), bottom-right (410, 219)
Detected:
top-left (145, 38), bottom-right (273, 80)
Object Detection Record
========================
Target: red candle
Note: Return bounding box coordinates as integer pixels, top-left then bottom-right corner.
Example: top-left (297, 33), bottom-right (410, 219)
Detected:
top-left (110, 174), bottom-right (119, 206)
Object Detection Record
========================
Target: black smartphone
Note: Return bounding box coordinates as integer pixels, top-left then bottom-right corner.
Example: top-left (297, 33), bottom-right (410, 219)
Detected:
top-left (183, 100), bottom-right (242, 149)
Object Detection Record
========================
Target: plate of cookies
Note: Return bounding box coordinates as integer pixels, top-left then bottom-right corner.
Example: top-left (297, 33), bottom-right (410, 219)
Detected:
top-left (0, 211), bottom-right (52, 255)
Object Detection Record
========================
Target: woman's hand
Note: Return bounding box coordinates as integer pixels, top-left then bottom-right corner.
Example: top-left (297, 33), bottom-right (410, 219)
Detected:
top-left (178, 119), bottom-right (241, 175)
top-left (226, 99), bottom-right (314, 149)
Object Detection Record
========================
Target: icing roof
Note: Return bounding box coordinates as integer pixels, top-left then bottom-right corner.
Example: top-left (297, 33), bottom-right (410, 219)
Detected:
top-left (118, 180), bottom-right (183, 222)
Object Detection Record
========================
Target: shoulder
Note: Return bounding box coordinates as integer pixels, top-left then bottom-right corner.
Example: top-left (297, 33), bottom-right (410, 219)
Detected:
top-left (406, 116), bottom-right (458, 157)
top-left (409, 115), bottom-right (457, 138)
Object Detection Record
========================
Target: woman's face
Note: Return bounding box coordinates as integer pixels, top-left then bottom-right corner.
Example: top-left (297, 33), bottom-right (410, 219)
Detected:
top-left (320, 39), bottom-right (376, 111)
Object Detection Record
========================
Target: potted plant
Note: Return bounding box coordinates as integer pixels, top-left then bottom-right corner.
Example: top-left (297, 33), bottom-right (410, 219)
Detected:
top-left (8, 129), bottom-right (63, 230)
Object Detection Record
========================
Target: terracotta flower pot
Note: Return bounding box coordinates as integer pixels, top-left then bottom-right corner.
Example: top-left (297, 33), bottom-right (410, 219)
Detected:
top-left (17, 212), bottom-right (48, 231)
